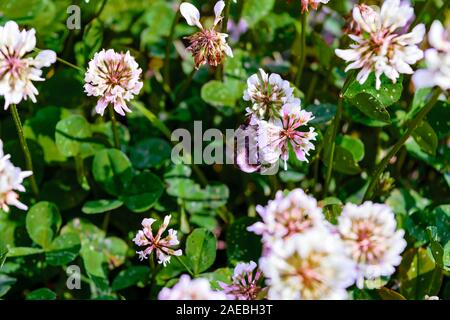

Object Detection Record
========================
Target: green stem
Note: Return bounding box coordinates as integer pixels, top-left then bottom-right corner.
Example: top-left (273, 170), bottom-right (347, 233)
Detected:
top-left (323, 93), bottom-right (343, 197)
top-left (221, 0), bottom-right (231, 34)
top-left (148, 253), bottom-right (158, 297)
top-left (163, 10), bottom-right (180, 86)
top-left (34, 48), bottom-right (84, 73)
top-left (95, 0), bottom-right (108, 18)
top-left (10, 105), bottom-right (39, 196)
top-left (108, 105), bottom-right (121, 149)
top-left (55, 56), bottom-right (85, 73)
top-left (102, 212), bottom-right (111, 232)
top-left (294, 12), bottom-right (308, 88)
top-left (175, 255), bottom-right (194, 276)
top-left (176, 68), bottom-right (197, 103)
top-left (312, 156), bottom-right (319, 190)
top-left (305, 73), bottom-right (318, 104)
top-left (362, 88), bottom-right (442, 201)
top-left (413, 0), bottom-right (433, 27)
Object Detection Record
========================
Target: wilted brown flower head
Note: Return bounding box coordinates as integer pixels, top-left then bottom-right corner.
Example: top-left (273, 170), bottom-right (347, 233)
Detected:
top-left (180, 1), bottom-right (233, 69)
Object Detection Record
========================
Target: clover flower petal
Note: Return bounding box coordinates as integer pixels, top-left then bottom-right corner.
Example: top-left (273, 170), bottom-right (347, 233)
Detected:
top-left (412, 20), bottom-right (450, 91)
top-left (218, 261), bottom-right (265, 300)
top-left (133, 215), bottom-right (182, 266)
top-left (248, 188), bottom-right (325, 245)
top-left (337, 201), bottom-right (407, 288)
top-left (0, 140), bottom-right (32, 212)
top-left (260, 229), bottom-right (355, 300)
top-left (0, 21), bottom-right (56, 109)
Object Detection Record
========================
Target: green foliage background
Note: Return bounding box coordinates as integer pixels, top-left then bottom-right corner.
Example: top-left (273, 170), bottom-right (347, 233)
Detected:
top-left (0, 0), bottom-right (449, 300)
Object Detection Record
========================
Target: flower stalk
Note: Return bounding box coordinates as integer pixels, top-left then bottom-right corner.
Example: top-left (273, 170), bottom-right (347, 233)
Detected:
top-left (33, 48), bottom-right (84, 73)
top-left (294, 12), bottom-right (308, 88)
top-left (323, 93), bottom-right (343, 197)
top-left (323, 73), bottom-right (354, 196)
top-left (10, 105), bottom-right (39, 197)
top-left (363, 87), bottom-right (442, 201)
top-left (216, 0), bottom-right (231, 80)
top-left (108, 105), bottom-right (121, 149)
top-left (163, 9), bottom-right (180, 86)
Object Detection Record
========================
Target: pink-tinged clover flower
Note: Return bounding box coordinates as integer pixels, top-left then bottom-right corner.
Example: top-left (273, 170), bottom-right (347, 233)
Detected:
top-left (335, 0), bottom-right (425, 89)
top-left (0, 140), bottom-right (32, 212)
top-left (413, 20), bottom-right (450, 91)
top-left (133, 215), bottom-right (182, 266)
top-left (257, 103), bottom-right (317, 170)
top-left (218, 261), bottom-right (265, 300)
top-left (180, 1), bottom-right (233, 69)
top-left (337, 202), bottom-right (407, 288)
top-left (0, 21), bottom-right (56, 110)
top-left (243, 69), bottom-right (299, 120)
top-left (248, 188), bottom-right (325, 244)
top-left (158, 274), bottom-right (227, 300)
top-left (260, 229), bottom-right (355, 300)
top-left (84, 49), bottom-right (143, 116)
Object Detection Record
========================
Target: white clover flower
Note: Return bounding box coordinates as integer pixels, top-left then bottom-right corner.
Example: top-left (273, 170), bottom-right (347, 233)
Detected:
top-left (256, 103), bottom-right (317, 169)
top-left (0, 140), bottom-right (32, 212)
top-left (248, 188), bottom-right (325, 244)
top-left (158, 274), bottom-right (228, 300)
top-left (243, 69), bottom-right (299, 120)
top-left (260, 229), bottom-right (355, 300)
top-left (84, 49), bottom-right (143, 116)
top-left (337, 202), bottom-right (407, 288)
top-left (335, 0), bottom-right (425, 89)
top-left (133, 215), bottom-right (182, 266)
top-left (0, 21), bottom-right (56, 110)
top-left (218, 261), bottom-right (265, 300)
top-left (300, 0), bottom-right (331, 13)
top-left (412, 20), bottom-right (450, 91)
top-left (180, 1), bottom-right (233, 69)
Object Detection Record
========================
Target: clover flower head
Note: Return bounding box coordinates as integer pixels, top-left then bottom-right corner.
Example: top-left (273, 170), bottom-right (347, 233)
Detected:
top-left (412, 20), bottom-right (450, 91)
top-left (243, 69), bottom-right (299, 120)
top-left (335, 0), bottom-right (425, 89)
top-left (337, 201), bottom-right (407, 288)
top-left (180, 1), bottom-right (233, 69)
top-left (0, 21), bottom-right (56, 110)
top-left (257, 103), bottom-right (317, 169)
top-left (0, 140), bottom-right (32, 212)
top-left (300, 0), bottom-right (330, 13)
top-left (248, 188), bottom-right (324, 244)
top-left (260, 229), bottom-right (355, 300)
top-left (218, 261), bottom-right (265, 300)
top-left (133, 215), bottom-right (182, 266)
top-left (84, 49), bottom-right (143, 116)
top-left (158, 274), bottom-right (227, 300)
